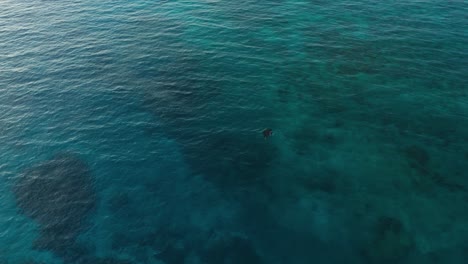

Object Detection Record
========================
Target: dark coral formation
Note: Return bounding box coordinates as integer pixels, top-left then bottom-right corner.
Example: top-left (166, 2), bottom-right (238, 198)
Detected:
top-left (156, 243), bottom-right (188, 264)
top-left (143, 62), bottom-right (277, 192)
top-left (13, 153), bottom-right (96, 261)
top-left (361, 216), bottom-right (414, 264)
top-left (430, 173), bottom-right (466, 193)
top-left (90, 257), bottom-right (133, 264)
top-left (300, 174), bottom-right (336, 194)
top-left (202, 236), bottom-right (263, 264)
top-left (109, 228), bottom-right (189, 264)
top-left (172, 131), bottom-right (277, 190)
top-left (217, 136), bottom-right (276, 184)
top-left (108, 192), bottom-right (131, 212)
top-left (404, 145), bottom-right (430, 170)
top-left (403, 145), bottom-right (466, 193)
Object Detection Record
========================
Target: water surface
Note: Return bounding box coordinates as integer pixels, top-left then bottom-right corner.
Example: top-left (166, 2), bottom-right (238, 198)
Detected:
top-left (0, 0), bottom-right (467, 263)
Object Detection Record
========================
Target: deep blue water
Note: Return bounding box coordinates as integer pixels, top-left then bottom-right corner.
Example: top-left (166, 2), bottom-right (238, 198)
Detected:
top-left (1, 0), bottom-right (467, 263)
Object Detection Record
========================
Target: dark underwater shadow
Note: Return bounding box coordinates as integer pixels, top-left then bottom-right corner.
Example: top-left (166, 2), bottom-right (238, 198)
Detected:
top-left (12, 153), bottom-right (99, 263)
top-left (141, 53), bottom-right (278, 194)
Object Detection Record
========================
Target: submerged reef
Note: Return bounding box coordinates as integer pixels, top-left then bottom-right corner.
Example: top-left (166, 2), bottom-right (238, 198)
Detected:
top-left (202, 235), bottom-right (263, 264)
top-left (90, 258), bottom-right (133, 264)
top-left (13, 153), bottom-right (96, 261)
top-left (361, 216), bottom-right (414, 264)
top-left (143, 64), bottom-right (277, 191)
top-left (403, 145), bottom-right (467, 193)
top-left (404, 145), bottom-right (430, 172)
top-left (191, 134), bottom-right (277, 188)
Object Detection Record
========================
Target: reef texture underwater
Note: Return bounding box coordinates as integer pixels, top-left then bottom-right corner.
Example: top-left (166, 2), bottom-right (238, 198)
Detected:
top-left (0, 0), bottom-right (467, 264)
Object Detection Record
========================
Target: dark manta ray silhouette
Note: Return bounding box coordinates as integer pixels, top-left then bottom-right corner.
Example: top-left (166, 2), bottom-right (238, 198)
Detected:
top-left (262, 128), bottom-right (273, 139)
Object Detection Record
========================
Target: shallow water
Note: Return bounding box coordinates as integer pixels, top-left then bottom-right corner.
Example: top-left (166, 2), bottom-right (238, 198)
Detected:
top-left (0, 0), bottom-right (467, 263)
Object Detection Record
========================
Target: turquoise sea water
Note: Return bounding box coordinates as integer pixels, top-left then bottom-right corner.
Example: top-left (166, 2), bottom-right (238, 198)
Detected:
top-left (1, 0), bottom-right (467, 263)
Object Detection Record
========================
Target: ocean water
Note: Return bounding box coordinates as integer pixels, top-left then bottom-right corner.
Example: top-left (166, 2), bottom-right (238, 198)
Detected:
top-left (0, 0), bottom-right (467, 263)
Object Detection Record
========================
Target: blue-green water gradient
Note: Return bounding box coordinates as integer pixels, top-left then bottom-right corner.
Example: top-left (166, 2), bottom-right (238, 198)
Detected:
top-left (0, 0), bottom-right (467, 263)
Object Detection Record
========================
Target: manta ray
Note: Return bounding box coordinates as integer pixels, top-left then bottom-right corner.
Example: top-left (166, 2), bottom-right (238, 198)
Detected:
top-left (262, 128), bottom-right (273, 139)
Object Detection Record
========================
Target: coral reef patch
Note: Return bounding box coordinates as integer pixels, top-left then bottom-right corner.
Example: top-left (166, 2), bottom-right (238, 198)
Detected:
top-left (13, 153), bottom-right (96, 261)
